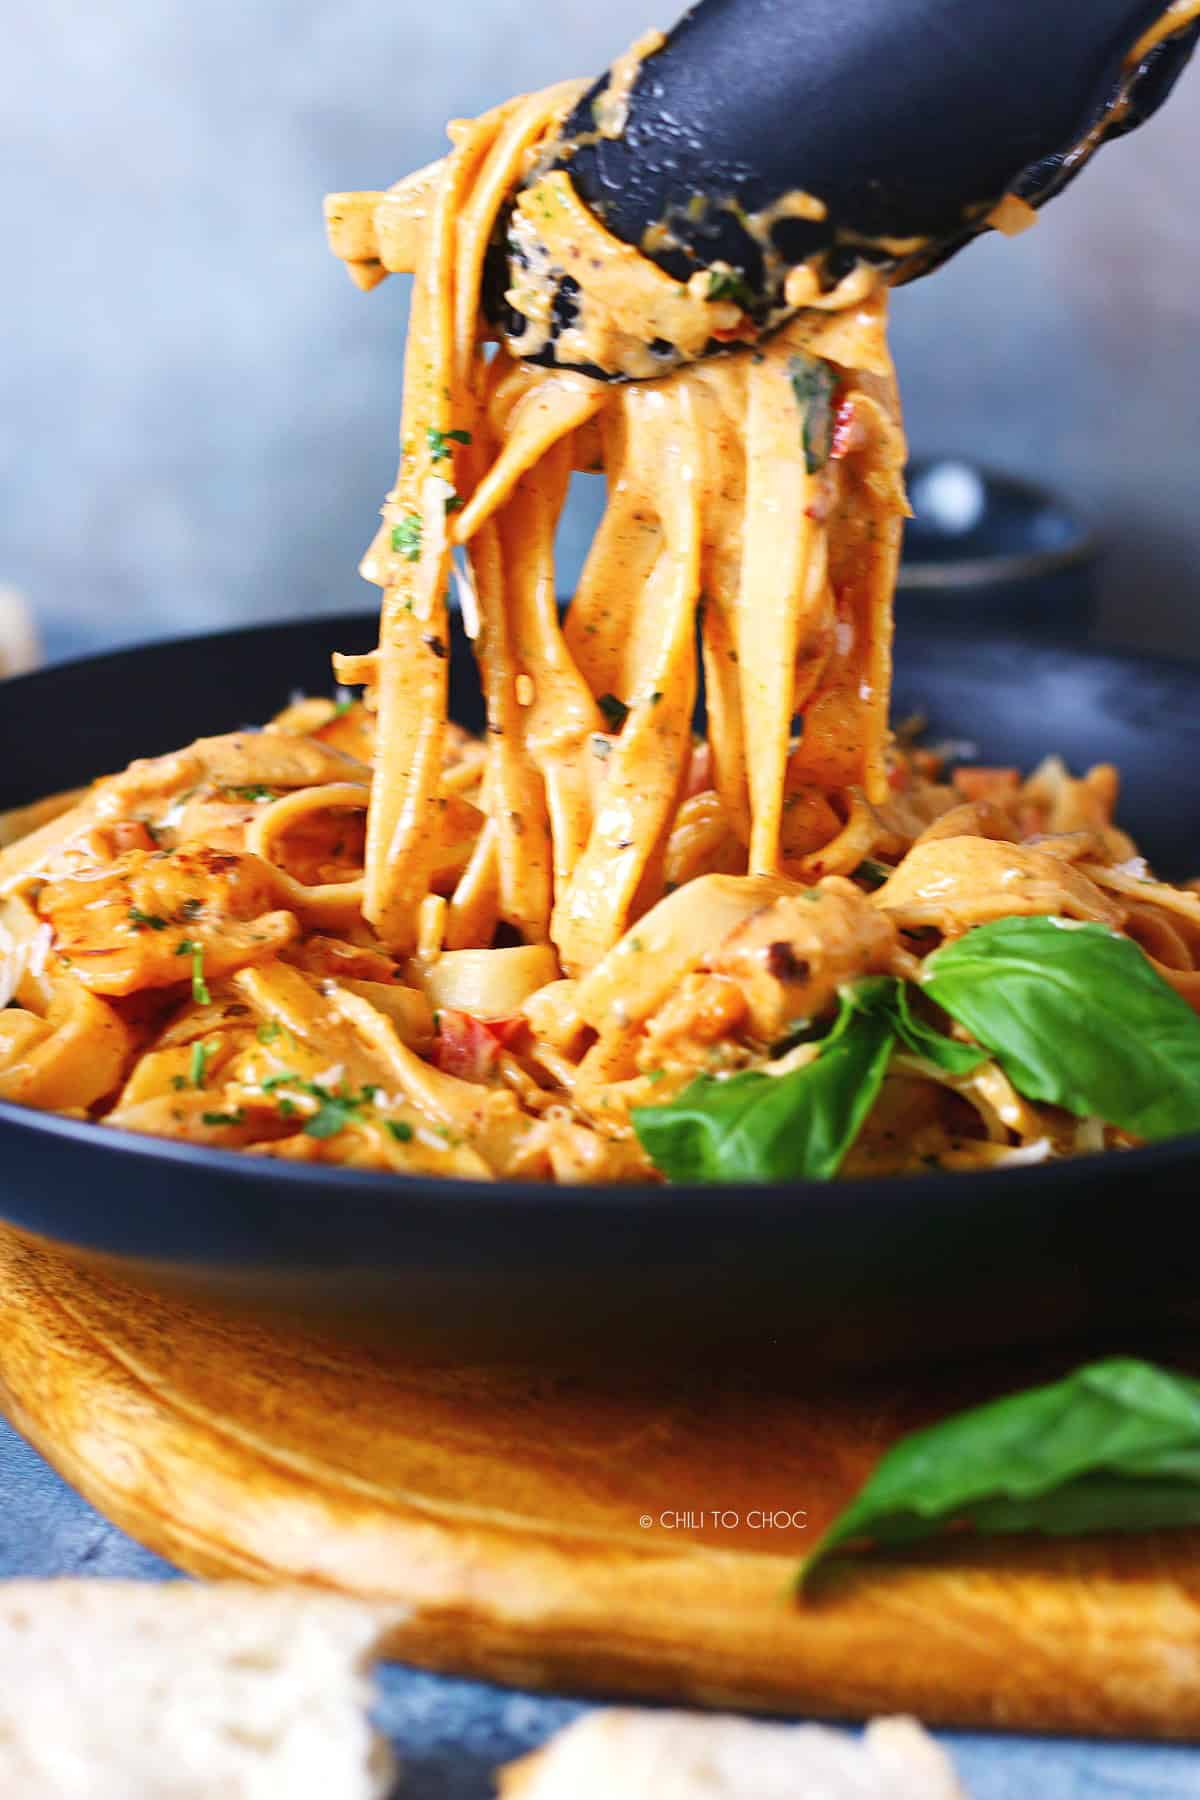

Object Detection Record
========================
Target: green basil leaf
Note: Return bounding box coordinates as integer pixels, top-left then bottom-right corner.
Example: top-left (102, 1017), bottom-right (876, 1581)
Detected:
top-left (799, 1358), bottom-right (1200, 1588)
top-left (632, 991), bottom-right (894, 1183)
top-left (847, 975), bottom-right (986, 1075)
top-left (891, 984), bottom-right (986, 1074)
top-left (922, 916), bottom-right (1200, 1139)
top-left (788, 353), bottom-right (838, 474)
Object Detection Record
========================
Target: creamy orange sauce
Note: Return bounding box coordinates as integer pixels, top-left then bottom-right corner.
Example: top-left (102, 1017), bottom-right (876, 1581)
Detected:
top-left (592, 27), bottom-right (666, 138)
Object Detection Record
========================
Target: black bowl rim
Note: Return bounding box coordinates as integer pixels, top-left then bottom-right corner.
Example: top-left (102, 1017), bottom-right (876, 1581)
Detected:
top-left (3, 615), bottom-right (1200, 1221)
top-left (1, 1078), bottom-right (1198, 1220)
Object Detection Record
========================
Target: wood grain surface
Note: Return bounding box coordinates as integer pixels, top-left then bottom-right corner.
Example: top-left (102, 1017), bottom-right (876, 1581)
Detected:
top-left (2, 1223), bottom-right (1199, 1737)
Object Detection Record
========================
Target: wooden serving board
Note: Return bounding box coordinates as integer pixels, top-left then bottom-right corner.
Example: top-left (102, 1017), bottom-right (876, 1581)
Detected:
top-left (1, 1222), bottom-right (1199, 1737)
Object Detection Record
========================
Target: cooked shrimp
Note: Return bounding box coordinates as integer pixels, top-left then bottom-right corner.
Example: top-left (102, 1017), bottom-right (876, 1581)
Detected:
top-left (704, 876), bottom-right (897, 1041)
top-left (36, 846), bottom-right (299, 996)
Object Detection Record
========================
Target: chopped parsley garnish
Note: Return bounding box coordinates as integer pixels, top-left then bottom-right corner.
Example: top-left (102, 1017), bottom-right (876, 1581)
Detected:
top-left (128, 907), bottom-right (168, 931)
top-left (425, 426), bottom-right (472, 462)
top-left (854, 858), bottom-right (893, 890)
top-left (305, 1096), bottom-right (354, 1139)
top-left (175, 940), bottom-right (211, 1006)
top-left (227, 785), bottom-right (275, 804)
top-left (385, 1119), bottom-right (414, 1143)
top-left (177, 897), bottom-right (203, 919)
top-left (444, 492), bottom-right (465, 514)
top-left (333, 698), bottom-right (355, 717)
top-left (277, 1098), bottom-right (297, 1118)
top-left (260, 1069), bottom-right (299, 1091)
top-left (256, 1020), bottom-right (281, 1045)
top-left (189, 1041), bottom-right (210, 1089)
top-left (391, 514), bottom-right (423, 561)
top-left (201, 1109), bottom-right (244, 1127)
top-left (706, 268), bottom-right (754, 308)
top-left (597, 692), bottom-right (629, 731)
top-left (259, 1071), bottom-right (381, 1139)
top-left (192, 948), bottom-right (211, 1006)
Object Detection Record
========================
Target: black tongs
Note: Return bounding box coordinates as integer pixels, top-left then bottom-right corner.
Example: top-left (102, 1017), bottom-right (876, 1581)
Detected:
top-left (503, 0), bottom-right (1198, 377)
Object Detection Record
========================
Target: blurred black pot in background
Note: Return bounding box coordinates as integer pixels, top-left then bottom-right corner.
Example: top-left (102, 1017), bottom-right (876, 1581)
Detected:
top-left (899, 459), bottom-right (1098, 639)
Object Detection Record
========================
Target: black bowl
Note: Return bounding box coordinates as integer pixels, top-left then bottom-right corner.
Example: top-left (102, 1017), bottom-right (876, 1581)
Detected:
top-left (2, 613), bottom-right (1200, 1368)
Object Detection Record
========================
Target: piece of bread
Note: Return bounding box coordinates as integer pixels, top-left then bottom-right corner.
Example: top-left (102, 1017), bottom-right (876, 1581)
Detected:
top-left (0, 1580), bottom-right (396, 1798)
top-left (498, 1708), bottom-right (967, 1799)
top-left (0, 585), bottom-right (38, 679)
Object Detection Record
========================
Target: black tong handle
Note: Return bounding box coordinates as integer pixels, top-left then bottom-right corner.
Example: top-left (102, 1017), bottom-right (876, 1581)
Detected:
top-left (505, 0), bottom-right (1197, 375)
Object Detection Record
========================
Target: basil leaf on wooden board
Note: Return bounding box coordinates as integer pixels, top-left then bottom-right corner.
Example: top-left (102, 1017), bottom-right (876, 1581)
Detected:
top-left (922, 916), bottom-right (1200, 1140)
top-left (798, 1358), bottom-right (1200, 1589)
top-left (632, 990), bottom-right (894, 1183)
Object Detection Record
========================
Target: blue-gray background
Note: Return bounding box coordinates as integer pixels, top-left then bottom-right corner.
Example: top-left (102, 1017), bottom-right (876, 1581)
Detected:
top-left (3, 3), bottom-right (1198, 658)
